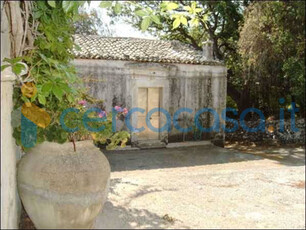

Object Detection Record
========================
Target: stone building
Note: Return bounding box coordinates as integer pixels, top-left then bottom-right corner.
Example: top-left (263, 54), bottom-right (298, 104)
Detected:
top-left (73, 35), bottom-right (227, 147)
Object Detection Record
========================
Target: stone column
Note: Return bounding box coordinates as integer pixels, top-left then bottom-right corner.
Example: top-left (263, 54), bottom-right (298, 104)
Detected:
top-left (202, 41), bottom-right (214, 60)
top-left (211, 75), bottom-right (225, 147)
top-left (1, 70), bottom-right (21, 229)
top-left (1, 1), bottom-right (21, 228)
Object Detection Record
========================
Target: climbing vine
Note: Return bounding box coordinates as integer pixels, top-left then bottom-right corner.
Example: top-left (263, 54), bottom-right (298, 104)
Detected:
top-left (2, 1), bottom-right (130, 150)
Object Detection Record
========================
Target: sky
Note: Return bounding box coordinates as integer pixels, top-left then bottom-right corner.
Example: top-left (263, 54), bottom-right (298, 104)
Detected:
top-left (86, 1), bottom-right (156, 39)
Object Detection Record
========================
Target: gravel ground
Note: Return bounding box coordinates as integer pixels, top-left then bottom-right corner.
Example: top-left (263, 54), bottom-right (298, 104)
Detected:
top-left (95, 145), bottom-right (305, 229)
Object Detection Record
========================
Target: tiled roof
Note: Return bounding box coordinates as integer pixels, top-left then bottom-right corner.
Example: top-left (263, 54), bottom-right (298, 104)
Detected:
top-left (72, 35), bottom-right (222, 65)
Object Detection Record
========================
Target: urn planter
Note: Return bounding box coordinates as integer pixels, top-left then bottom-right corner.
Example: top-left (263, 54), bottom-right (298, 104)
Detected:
top-left (17, 141), bottom-right (110, 229)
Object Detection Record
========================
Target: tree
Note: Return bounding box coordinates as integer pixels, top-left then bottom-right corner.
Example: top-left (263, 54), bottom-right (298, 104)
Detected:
top-left (102, 0), bottom-right (250, 113)
top-left (238, 1), bottom-right (305, 116)
top-left (74, 7), bottom-right (114, 36)
top-left (102, 1), bottom-right (305, 116)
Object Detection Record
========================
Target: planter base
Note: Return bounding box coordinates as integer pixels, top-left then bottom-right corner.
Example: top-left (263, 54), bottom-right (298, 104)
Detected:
top-left (17, 141), bottom-right (110, 229)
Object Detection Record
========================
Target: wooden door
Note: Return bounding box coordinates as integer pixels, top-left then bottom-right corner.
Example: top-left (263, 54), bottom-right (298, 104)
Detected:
top-left (137, 88), bottom-right (161, 140)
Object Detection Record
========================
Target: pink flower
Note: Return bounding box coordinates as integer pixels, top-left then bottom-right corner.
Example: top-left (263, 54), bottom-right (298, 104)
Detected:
top-left (98, 111), bottom-right (106, 118)
top-left (123, 108), bottom-right (128, 115)
top-left (78, 100), bottom-right (87, 106)
top-left (114, 106), bottom-right (123, 112)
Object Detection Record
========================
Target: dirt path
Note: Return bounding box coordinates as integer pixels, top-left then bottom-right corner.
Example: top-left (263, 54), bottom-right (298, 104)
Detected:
top-left (95, 145), bottom-right (305, 229)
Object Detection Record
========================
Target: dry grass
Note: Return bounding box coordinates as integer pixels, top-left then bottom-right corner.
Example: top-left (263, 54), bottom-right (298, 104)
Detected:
top-left (162, 214), bottom-right (176, 224)
top-left (290, 180), bottom-right (305, 189)
top-left (216, 184), bottom-right (239, 188)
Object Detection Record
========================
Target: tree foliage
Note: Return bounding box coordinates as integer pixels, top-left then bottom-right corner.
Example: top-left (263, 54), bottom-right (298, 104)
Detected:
top-left (104, 1), bottom-right (248, 112)
top-left (9, 1), bottom-right (84, 148)
top-left (2, 1), bottom-right (129, 150)
top-left (239, 1), bottom-right (305, 116)
top-left (74, 7), bottom-right (114, 36)
top-left (103, 1), bottom-right (305, 116)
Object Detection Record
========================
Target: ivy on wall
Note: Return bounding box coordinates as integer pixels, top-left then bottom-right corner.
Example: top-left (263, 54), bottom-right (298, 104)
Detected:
top-left (2, 1), bottom-right (130, 150)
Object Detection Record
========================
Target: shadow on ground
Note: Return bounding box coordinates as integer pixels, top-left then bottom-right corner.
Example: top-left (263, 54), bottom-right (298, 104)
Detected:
top-left (104, 144), bottom-right (305, 172)
top-left (225, 143), bottom-right (305, 167)
top-left (95, 201), bottom-right (173, 229)
top-left (95, 178), bottom-right (183, 229)
top-left (104, 145), bottom-right (264, 172)
top-left (96, 145), bottom-right (305, 229)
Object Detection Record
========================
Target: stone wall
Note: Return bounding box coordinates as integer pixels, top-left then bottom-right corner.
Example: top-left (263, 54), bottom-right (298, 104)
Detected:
top-left (74, 59), bottom-right (227, 145)
top-left (226, 119), bottom-right (305, 145)
top-left (1, 1), bottom-right (22, 228)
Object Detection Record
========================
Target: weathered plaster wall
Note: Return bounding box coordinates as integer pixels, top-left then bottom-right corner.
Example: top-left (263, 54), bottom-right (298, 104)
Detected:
top-left (1, 1), bottom-right (22, 228)
top-left (74, 59), bottom-right (226, 144)
top-left (75, 60), bottom-right (130, 111)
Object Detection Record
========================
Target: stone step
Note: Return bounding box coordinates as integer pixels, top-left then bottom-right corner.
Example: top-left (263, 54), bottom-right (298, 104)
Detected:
top-left (166, 141), bottom-right (212, 148)
top-left (136, 140), bottom-right (166, 149)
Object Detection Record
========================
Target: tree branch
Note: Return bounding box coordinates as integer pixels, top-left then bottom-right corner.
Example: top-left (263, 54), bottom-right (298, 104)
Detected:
top-left (177, 27), bottom-right (202, 50)
top-left (199, 19), bottom-right (223, 60)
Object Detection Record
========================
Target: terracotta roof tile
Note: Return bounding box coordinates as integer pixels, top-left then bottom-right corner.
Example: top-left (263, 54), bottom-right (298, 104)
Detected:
top-left (72, 35), bottom-right (223, 65)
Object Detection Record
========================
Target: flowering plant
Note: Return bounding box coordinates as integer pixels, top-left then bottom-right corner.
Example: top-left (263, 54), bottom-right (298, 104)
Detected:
top-left (2, 1), bottom-right (130, 151)
top-left (92, 105), bottom-right (130, 150)
top-left (63, 96), bottom-right (130, 150)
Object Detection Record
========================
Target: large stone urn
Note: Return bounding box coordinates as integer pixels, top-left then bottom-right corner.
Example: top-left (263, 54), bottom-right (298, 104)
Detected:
top-left (17, 141), bottom-right (110, 229)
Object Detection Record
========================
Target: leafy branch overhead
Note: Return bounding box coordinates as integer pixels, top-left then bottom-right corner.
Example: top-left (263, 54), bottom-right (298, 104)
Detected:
top-left (2, 1), bottom-right (130, 150)
top-left (99, 1), bottom-right (209, 31)
top-left (101, 0), bottom-right (305, 116)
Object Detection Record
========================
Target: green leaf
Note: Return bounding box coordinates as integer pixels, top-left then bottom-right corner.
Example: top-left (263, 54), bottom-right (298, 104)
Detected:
top-left (47, 1), bottom-right (56, 8)
top-left (33, 10), bottom-right (43, 19)
top-left (190, 18), bottom-right (199, 27)
top-left (141, 17), bottom-right (151, 31)
top-left (191, 2), bottom-right (197, 10)
top-left (160, 2), bottom-right (168, 12)
top-left (1, 64), bottom-right (10, 71)
top-left (185, 2), bottom-right (202, 14)
top-left (38, 94), bottom-right (46, 105)
top-left (184, 6), bottom-right (192, 12)
top-left (173, 18), bottom-right (181, 29)
top-left (67, 94), bottom-right (74, 103)
top-left (114, 2), bottom-right (122, 14)
top-left (203, 22), bottom-right (208, 29)
top-left (181, 16), bottom-right (188, 26)
top-left (203, 13), bottom-right (209, 22)
top-left (62, 1), bottom-right (73, 13)
top-left (135, 10), bottom-right (147, 17)
top-left (195, 8), bottom-right (202, 13)
top-left (21, 95), bottom-right (30, 104)
top-left (3, 57), bottom-right (22, 64)
top-left (30, 93), bottom-right (37, 102)
top-left (58, 83), bottom-right (71, 93)
top-left (52, 85), bottom-right (64, 101)
top-left (167, 2), bottom-right (179, 11)
top-left (38, 53), bottom-right (49, 64)
top-left (150, 15), bottom-right (161, 24)
top-left (12, 63), bottom-right (26, 75)
top-left (172, 13), bottom-right (181, 19)
top-left (100, 1), bottom-right (112, 8)
top-left (41, 82), bottom-right (53, 95)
